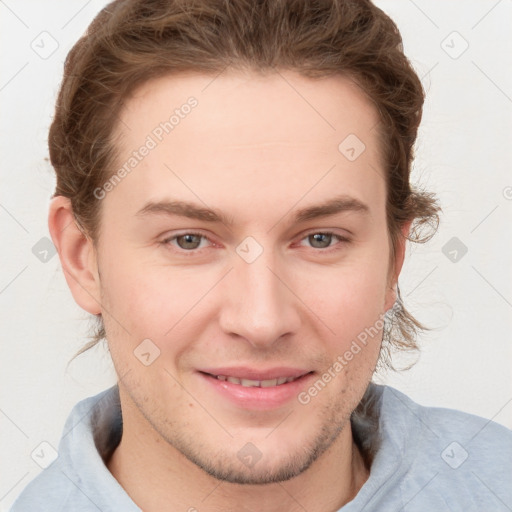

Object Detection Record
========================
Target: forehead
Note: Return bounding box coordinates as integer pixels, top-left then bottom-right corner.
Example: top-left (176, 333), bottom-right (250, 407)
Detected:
top-left (109, 70), bottom-right (385, 226)
top-left (120, 70), bottom-right (381, 153)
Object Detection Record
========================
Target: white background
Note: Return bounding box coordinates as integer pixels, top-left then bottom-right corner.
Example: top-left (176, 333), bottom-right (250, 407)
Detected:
top-left (1, 1), bottom-right (511, 509)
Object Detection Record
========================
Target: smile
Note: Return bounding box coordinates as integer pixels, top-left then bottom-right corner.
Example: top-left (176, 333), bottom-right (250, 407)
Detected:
top-left (212, 375), bottom-right (300, 387)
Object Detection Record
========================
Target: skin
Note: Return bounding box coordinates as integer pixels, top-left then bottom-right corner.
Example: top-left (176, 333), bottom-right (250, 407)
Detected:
top-left (49, 70), bottom-right (410, 512)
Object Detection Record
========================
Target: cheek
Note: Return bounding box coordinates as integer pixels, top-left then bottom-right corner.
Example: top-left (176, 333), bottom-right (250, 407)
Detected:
top-left (300, 253), bottom-right (389, 363)
top-left (99, 227), bottom-right (390, 346)
top-left (307, 258), bottom-right (389, 324)
top-left (100, 268), bottom-right (198, 380)
top-left (318, 270), bottom-right (386, 383)
top-left (100, 256), bottom-right (223, 360)
top-left (115, 274), bottom-right (188, 336)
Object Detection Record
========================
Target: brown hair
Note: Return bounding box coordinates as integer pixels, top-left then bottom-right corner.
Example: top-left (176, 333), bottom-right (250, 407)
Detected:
top-left (51, 0), bottom-right (441, 368)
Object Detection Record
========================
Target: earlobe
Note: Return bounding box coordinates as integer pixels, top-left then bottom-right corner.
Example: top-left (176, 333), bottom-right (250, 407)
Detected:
top-left (395, 219), bottom-right (412, 278)
top-left (48, 196), bottom-right (102, 315)
top-left (384, 220), bottom-right (413, 312)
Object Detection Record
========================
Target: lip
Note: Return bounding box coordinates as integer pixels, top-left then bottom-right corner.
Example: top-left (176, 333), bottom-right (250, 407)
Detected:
top-left (196, 368), bottom-right (315, 410)
top-left (197, 366), bottom-right (311, 381)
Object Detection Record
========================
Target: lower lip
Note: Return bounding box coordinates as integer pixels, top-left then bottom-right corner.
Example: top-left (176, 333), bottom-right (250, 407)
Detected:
top-left (197, 372), bottom-right (315, 410)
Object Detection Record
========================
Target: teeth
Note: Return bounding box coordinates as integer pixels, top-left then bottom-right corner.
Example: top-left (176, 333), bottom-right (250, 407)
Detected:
top-left (215, 375), bottom-right (300, 387)
top-left (240, 378), bottom-right (261, 387)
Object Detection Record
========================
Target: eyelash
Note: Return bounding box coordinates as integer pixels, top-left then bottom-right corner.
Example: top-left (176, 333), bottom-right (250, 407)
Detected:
top-left (160, 231), bottom-right (350, 255)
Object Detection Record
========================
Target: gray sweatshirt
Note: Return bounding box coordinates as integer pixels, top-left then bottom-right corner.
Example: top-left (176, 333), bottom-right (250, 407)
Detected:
top-left (10, 383), bottom-right (512, 511)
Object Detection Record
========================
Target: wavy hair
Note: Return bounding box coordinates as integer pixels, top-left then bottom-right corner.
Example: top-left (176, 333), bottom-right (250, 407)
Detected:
top-left (50, 0), bottom-right (441, 368)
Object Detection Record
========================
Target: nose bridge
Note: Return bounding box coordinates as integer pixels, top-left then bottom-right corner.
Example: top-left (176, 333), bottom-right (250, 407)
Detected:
top-left (218, 241), bottom-right (300, 348)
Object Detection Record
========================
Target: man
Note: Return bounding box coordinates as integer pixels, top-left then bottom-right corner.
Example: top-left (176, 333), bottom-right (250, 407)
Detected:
top-left (11, 0), bottom-right (512, 510)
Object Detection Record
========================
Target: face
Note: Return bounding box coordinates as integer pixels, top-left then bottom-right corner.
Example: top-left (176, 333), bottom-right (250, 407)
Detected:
top-left (94, 70), bottom-right (401, 484)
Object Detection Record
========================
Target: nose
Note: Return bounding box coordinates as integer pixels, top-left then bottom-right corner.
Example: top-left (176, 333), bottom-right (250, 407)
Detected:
top-left (218, 246), bottom-right (301, 349)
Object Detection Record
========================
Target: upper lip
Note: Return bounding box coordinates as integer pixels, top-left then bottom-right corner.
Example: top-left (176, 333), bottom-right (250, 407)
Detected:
top-left (198, 367), bottom-right (312, 381)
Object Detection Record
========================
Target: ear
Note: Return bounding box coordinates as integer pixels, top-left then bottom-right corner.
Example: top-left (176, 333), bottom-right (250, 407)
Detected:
top-left (384, 220), bottom-right (412, 312)
top-left (48, 196), bottom-right (102, 315)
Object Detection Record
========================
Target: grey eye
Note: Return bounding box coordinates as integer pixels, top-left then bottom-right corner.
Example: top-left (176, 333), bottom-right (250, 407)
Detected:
top-left (307, 233), bottom-right (334, 249)
top-left (176, 234), bottom-right (203, 250)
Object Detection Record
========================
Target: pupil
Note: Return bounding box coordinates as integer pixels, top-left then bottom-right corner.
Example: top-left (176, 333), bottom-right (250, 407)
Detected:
top-left (311, 233), bottom-right (331, 248)
top-left (179, 234), bottom-right (200, 249)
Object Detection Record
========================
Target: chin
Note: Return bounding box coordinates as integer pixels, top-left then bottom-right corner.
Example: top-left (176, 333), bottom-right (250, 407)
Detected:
top-left (192, 453), bottom-right (316, 485)
top-left (172, 421), bottom-right (342, 486)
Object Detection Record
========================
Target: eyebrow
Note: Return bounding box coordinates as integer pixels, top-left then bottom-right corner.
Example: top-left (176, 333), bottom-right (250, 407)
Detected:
top-left (136, 194), bottom-right (370, 226)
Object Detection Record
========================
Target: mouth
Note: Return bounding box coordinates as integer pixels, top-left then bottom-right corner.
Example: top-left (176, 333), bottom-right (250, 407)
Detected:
top-left (201, 372), bottom-right (310, 388)
top-left (196, 368), bottom-right (315, 410)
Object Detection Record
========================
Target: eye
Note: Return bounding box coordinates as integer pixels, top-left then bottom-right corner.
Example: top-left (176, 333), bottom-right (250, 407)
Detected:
top-left (160, 230), bottom-right (349, 255)
top-left (299, 231), bottom-right (349, 251)
top-left (162, 232), bottom-right (212, 251)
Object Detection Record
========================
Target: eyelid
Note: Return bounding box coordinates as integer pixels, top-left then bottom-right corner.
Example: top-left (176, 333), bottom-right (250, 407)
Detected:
top-left (300, 228), bottom-right (350, 239)
top-left (161, 230), bottom-right (215, 247)
top-left (296, 230), bottom-right (350, 251)
top-left (161, 229), bottom-right (351, 256)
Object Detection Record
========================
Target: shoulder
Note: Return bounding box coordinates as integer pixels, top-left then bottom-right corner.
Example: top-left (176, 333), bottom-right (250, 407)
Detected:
top-left (379, 384), bottom-right (512, 455)
top-left (10, 386), bottom-right (129, 512)
top-left (9, 458), bottom-right (79, 511)
top-left (377, 385), bottom-right (512, 509)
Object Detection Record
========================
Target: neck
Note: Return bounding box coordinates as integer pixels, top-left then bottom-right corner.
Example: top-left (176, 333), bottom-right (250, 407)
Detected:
top-left (107, 391), bottom-right (370, 512)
